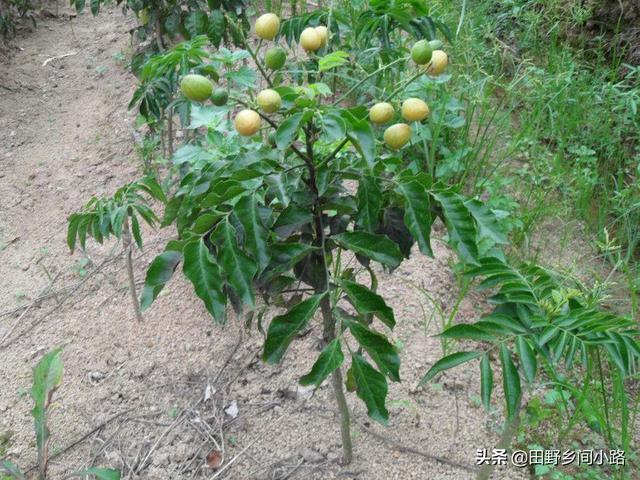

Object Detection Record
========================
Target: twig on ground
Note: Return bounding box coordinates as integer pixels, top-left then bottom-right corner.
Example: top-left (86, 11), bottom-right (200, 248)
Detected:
top-left (209, 413), bottom-right (286, 480)
top-left (42, 51), bottom-right (78, 66)
top-left (359, 421), bottom-right (477, 474)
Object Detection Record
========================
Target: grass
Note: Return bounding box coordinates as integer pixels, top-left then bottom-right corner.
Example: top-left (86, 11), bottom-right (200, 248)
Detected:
top-left (433, 0), bottom-right (639, 279)
top-left (426, 1), bottom-right (640, 477)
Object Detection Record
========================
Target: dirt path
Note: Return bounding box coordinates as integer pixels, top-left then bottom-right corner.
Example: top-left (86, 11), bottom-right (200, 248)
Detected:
top-left (0, 8), bottom-right (526, 480)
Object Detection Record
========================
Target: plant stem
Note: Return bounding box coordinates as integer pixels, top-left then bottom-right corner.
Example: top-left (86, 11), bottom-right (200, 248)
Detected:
top-left (304, 122), bottom-right (352, 464)
top-left (320, 295), bottom-right (353, 464)
top-left (476, 404), bottom-right (521, 480)
top-left (332, 56), bottom-right (407, 106)
top-left (123, 215), bottom-right (143, 323)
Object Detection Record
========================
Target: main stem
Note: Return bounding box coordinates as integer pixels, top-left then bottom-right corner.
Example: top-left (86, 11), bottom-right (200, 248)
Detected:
top-left (306, 123), bottom-right (353, 464)
top-left (320, 295), bottom-right (353, 464)
top-left (122, 215), bottom-right (143, 323)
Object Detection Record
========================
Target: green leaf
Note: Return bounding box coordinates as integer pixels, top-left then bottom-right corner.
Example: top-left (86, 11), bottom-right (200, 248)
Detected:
top-left (226, 66), bottom-right (257, 89)
top-left (480, 354), bottom-right (493, 411)
top-left (318, 51), bottom-right (349, 71)
top-left (348, 322), bottom-right (400, 381)
top-left (464, 199), bottom-right (508, 245)
top-left (216, 221), bottom-right (258, 307)
top-left (236, 194), bottom-right (270, 272)
top-left (273, 204), bottom-right (313, 238)
top-left (500, 344), bottom-right (522, 419)
top-left (67, 214), bottom-right (80, 252)
top-left (342, 112), bottom-right (376, 169)
top-left (355, 175), bottom-right (382, 232)
top-left (263, 293), bottom-right (325, 364)
top-left (140, 250), bottom-right (182, 311)
top-left (130, 214), bottom-right (142, 249)
top-left (333, 231), bottom-right (402, 268)
top-left (432, 190), bottom-right (479, 265)
top-left (320, 112), bottom-right (347, 143)
top-left (397, 179), bottom-right (433, 256)
top-left (350, 353), bottom-right (389, 424)
top-left (299, 339), bottom-right (344, 387)
top-left (207, 10), bottom-right (226, 48)
top-left (342, 281), bottom-right (395, 329)
top-left (90, 0), bottom-right (100, 16)
top-left (182, 239), bottom-right (226, 323)
top-left (71, 468), bottom-right (121, 480)
top-left (419, 351), bottom-right (482, 385)
top-left (31, 348), bottom-right (64, 474)
top-left (260, 242), bottom-right (313, 282)
top-left (516, 336), bottom-right (537, 384)
top-left (276, 112), bottom-right (305, 150)
top-left (184, 11), bottom-right (207, 37)
top-left (440, 324), bottom-right (496, 342)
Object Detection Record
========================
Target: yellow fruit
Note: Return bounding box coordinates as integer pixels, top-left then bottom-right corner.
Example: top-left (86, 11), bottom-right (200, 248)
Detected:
top-left (300, 27), bottom-right (322, 52)
top-left (384, 123), bottom-right (411, 150)
top-left (369, 102), bottom-right (395, 124)
top-left (180, 74), bottom-right (213, 102)
top-left (235, 109), bottom-right (261, 136)
top-left (427, 50), bottom-right (448, 75)
top-left (410, 39), bottom-right (432, 65)
top-left (315, 25), bottom-right (329, 47)
top-left (401, 98), bottom-right (429, 122)
top-left (256, 89), bottom-right (282, 113)
top-left (255, 13), bottom-right (280, 40)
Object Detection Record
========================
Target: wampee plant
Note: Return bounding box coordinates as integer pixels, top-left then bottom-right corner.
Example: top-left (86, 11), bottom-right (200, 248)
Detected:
top-left (64, 4), bottom-right (640, 471)
top-left (67, 178), bottom-right (166, 322)
top-left (124, 11), bottom-right (506, 464)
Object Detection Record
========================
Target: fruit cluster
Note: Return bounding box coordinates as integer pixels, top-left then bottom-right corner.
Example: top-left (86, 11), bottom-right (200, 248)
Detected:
top-left (178, 12), bottom-right (449, 150)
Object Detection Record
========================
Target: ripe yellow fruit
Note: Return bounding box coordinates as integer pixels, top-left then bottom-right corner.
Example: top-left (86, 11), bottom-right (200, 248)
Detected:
top-left (427, 50), bottom-right (448, 76)
top-left (369, 102), bottom-right (395, 124)
top-left (235, 109), bottom-right (261, 136)
top-left (384, 123), bottom-right (411, 150)
top-left (255, 13), bottom-right (280, 40)
top-left (315, 25), bottom-right (329, 47)
top-left (300, 27), bottom-right (322, 52)
top-left (401, 98), bottom-right (429, 122)
top-left (256, 89), bottom-right (282, 113)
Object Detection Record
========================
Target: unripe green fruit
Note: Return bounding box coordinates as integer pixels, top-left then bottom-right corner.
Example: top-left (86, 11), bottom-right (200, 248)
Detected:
top-left (265, 47), bottom-right (286, 70)
top-left (401, 98), bottom-right (429, 122)
top-left (180, 74), bottom-right (213, 102)
top-left (211, 88), bottom-right (229, 106)
top-left (384, 123), bottom-right (411, 150)
top-left (255, 13), bottom-right (280, 40)
top-left (410, 39), bottom-right (433, 65)
top-left (235, 109), bottom-right (261, 136)
top-left (369, 102), bottom-right (394, 124)
top-left (257, 89), bottom-right (282, 113)
top-left (429, 39), bottom-right (443, 50)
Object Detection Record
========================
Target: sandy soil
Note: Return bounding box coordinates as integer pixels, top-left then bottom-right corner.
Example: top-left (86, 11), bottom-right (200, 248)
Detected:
top-left (0, 7), bottom-right (534, 480)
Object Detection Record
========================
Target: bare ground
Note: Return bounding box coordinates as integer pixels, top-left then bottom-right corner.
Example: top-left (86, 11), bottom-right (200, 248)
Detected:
top-left (0, 7), bottom-right (536, 480)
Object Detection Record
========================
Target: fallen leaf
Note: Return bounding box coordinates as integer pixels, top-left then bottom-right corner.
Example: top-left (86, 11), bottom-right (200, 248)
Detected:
top-left (206, 449), bottom-right (223, 470)
top-left (224, 400), bottom-right (238, 418)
